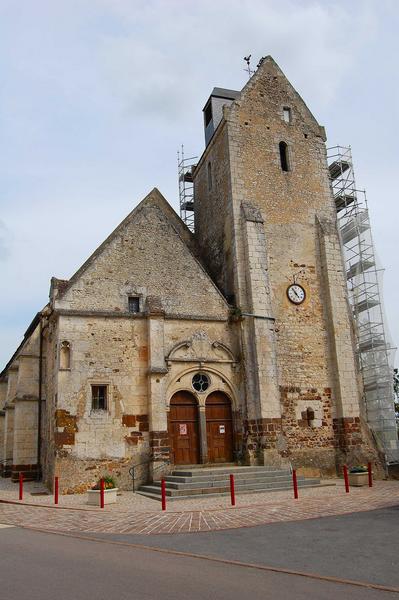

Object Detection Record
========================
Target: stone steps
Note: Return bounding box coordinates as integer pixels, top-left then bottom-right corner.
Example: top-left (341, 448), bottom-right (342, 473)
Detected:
top-left (172, 466), bottom-right (290, 477)
top-left (150, 474), bottom-right (295, 490)
top-left (166, 469), bottom-right (292, 484)
top-left (137, 465), bottom-right (324, 501)
top-left (140, 479), bottom-right (321, 498)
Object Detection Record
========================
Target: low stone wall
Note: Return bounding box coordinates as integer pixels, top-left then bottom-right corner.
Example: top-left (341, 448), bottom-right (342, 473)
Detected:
top-left (242, 410), bottom-right (382, 477)
top-left (53, 455), bottom-right (151, 494)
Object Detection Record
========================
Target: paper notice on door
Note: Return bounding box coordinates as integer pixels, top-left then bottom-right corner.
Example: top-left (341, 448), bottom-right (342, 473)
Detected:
top-left (219, 425), bottom-right (225, 434)
top-left (179, 423), bottom-right (187, 435)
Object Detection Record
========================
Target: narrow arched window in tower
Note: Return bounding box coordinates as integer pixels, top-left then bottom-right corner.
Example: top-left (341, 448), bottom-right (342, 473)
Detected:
top-left (279, 141), bottom-right (290, 172)
top-left (59, 341), bottom-right (71, 370)
top-left (207, 161), bottom-right (212, 191)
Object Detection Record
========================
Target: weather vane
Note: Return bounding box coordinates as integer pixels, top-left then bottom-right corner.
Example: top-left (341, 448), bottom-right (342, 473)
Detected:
top-left (243, 55), bottom-right (254, 79)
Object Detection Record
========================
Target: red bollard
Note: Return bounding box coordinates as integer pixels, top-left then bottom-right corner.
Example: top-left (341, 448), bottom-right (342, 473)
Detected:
top-left (19, 472), bottom-right (23, 501)
top-left (368, 462), bottom-right (373, 488)
top-left (343, 465), bottom-right (350, 493)
top-left (100, 478), bottom-right (105, 509)
top-left (292, 469), bottom-right (299, 500)
top-left (161, 478), bottom-right (166, 511)
top-left (54, 476), bottom-right (59, 505)
top-left (230, 474), bottom-right (236, 506)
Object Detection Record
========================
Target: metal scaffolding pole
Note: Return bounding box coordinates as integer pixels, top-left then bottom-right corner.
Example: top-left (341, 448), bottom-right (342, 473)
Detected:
top-left (178, 145), bottom-right (197, 232)
top-left (328, 145), bottom-right (399, 464)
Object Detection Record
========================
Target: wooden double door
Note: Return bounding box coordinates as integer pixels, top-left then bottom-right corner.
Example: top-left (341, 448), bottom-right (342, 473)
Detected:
top-left (168, 391), bottom-right (233, 465)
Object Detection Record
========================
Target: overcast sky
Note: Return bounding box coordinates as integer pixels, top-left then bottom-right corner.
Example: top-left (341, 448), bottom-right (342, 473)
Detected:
top-left (0, 0), bottom-right (398, 369)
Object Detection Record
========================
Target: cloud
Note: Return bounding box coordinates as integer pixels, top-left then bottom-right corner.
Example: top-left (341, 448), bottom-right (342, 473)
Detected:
top-left (0, 0), bottom-right (398, 369)
top-left (0, 220), bottom-right (11, 261)
top-left (96, 0), bottom-right (378, 120)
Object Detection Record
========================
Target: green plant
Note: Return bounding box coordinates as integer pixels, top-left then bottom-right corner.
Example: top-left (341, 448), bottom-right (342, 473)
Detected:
top-left (92, 474), bottom-right (117, 490)
top-left (349, 465), bottom-right (368, 474)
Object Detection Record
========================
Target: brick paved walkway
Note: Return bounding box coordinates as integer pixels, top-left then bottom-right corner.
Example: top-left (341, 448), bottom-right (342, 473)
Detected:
top-left (0, 481), bottom-right (398, 535)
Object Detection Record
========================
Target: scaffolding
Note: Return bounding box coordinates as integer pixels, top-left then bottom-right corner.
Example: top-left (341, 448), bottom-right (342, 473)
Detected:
top-left (328, 145), bottom-right (399, 464)
top-left (178, 146), bottom-right (197, 232)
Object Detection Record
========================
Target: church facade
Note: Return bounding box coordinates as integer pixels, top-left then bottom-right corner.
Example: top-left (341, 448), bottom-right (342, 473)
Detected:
top-left (0, 57), bottom-right (379, 493)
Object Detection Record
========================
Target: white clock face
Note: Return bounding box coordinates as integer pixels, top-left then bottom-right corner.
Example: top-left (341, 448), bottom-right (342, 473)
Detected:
top-left (287, 284), bottom-right (306, 304)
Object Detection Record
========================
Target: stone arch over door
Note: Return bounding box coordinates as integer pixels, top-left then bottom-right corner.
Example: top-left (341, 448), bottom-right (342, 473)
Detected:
top-left (206, 392), bottom-right (234, 463)
top-left (168, 391), bottom-right (200, 465)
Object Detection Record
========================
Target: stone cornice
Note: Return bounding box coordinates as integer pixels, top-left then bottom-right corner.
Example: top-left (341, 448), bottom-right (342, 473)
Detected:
top-left (56, 309), bottom-right (146, 319)
top-left (165, 314), bottom-right (227, 322)
top-left (14, 395), bottom-right (39, 403)
top-left (55, 309), bottom-right (227, 322)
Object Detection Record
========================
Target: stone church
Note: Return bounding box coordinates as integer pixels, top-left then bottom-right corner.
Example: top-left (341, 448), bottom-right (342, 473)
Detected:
top-left (0, 57), bottom-right (379, 493)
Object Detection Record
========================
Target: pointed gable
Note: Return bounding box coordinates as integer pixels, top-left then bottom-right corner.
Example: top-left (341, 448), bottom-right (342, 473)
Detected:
top-left (229, 56), bottom-right (326, 140)
top-left (55, 189), bottom-right (228, 318)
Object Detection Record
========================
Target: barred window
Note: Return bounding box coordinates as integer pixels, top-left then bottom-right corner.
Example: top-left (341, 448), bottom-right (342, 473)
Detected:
top-left (128, 296), bottom-right (140, 313)
top-left (92, 385), bottom-right (107, 411)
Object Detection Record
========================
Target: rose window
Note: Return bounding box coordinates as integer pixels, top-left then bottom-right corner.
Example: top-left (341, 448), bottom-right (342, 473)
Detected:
top-left (192, 373), bottom-right (210, 393)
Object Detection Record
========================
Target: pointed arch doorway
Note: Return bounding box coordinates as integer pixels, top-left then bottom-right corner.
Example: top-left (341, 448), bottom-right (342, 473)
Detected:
top-left (168, 391), bottom-right (200, 465)
top-left (206, 392), bottom-right (234, 463)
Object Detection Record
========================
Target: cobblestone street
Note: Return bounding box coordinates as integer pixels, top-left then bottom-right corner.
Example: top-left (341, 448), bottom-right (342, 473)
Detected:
top-left (0, 480), bottom-right (398, 536)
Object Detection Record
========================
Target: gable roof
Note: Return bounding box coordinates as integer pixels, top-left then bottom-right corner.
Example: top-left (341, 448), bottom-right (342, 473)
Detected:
top-left (0, 311), bottom-right (42, 378)
top-left (237, 55), bottom-right (325, 139)
top-left (55, 188), bottom-right (228, 310)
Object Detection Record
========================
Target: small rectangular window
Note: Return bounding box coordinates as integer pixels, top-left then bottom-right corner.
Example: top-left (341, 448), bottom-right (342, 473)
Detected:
top-left (128, 296), bottom-right (140, 313)
top-left (283, 107), bottom-right (291, 123)
top-left (92, 385), bottom-right (107, 411)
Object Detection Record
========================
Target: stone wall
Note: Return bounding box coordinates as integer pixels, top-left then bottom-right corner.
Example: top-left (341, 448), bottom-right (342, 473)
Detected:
top-left (194, 125), bottom-right (235, 297)
top-left (40, 317), bottom-right (58, 488)
top-left (51, 315), bottom-right (149, 491)
top-left (11, 325), bottom-right (41, 480)
top-left (55, 189), bottom-right (227, 320)
top-left (3, 406), bottom-right (14, 476)
top-left (12, 400), bottom-right (38, 480)
top-left (0, 411), bottom-right (5, 474)
top-left (40, 190), bottom-right (236, 491)
top-left (0, 378), bottom-right (6, 472)
top-left (193, 57), bottom-right (377, 472)
top-left (0, 378), bottom-right (7, 408)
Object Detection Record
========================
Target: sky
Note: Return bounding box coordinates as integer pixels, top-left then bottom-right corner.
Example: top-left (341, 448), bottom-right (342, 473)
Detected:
top-left (0, 0), bottom-right (398, 369)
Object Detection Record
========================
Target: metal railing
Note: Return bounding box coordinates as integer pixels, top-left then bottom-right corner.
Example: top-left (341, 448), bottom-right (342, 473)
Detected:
top-left (128, 459), bottom-right (171, 493)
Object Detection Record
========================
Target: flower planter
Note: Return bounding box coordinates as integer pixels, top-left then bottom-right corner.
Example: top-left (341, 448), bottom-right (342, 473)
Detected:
top-left (87, 488), bottom-right (118, 505)
top-left (348, 472), bottom-right (368, 487)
